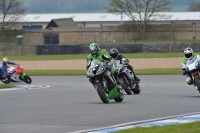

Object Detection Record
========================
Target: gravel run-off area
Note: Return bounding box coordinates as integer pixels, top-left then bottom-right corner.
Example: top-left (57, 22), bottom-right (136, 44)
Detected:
top-left (14, 58), bottom-right (182, 70)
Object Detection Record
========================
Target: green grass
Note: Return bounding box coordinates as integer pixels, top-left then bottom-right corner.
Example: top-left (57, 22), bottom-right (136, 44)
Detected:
top-left (115, 121), bottom-right (200, 133)
top-left (26, 70), bottom-right (86, 76)
top-left (25, 68), bottom-right (181, 76)
top-left (0, 52), bottom-right (196, 61)
top-left (115, 39), bottom-right (200, 43)
top-left (0, 42), bottom-right (16, 45)
top-left (0, 84), bottom-right (16, 89)
top-left (1, 39), bottom-right (200, 45)
top-left (135, 68), bottom-right (181, 75)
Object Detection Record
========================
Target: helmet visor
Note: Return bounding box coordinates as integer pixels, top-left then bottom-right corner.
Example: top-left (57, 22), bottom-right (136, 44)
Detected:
top-left (185, 53), bottom-right (192, 59)
top-left (3, 58), bottom-right (9, 63)
top-left (91, 50), bottom-right (98, 55)
top-left (111, 54), bottom-right (118, 59)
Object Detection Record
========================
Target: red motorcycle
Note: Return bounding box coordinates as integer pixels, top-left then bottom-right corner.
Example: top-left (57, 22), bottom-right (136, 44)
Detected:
top-left (0, 65), bottom-right (32, 84)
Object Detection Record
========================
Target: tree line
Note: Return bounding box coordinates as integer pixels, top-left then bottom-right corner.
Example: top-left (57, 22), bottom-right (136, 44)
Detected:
top-left (23, 0), bottom-right (199, 13)
top-left (25, 0), bottom-right (109, 13)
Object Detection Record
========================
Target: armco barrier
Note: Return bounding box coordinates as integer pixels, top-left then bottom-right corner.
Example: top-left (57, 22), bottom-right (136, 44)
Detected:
top-left (36, 45), bottom-right (82, 55)
top-left (1, 43), bottom-right (199, 55)
top-left (143, 43), bottom-right (200, 52)
top-left (36, 44), bottom-right (143, 55)
top-left (191, 43), bottom-right (200, 51)
top-left (35, 43), bottom-right (200, 55)
top-left (170, 43), bottom-right (191, 52)
top-left (79, 44), bottom-right (143, 54)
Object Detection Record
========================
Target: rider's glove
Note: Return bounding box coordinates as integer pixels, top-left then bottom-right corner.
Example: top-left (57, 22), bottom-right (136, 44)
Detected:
top-left (106, 63), bottom-right (112, 70)
top-left (182, 69), bottom-right (186, 76)
top-left (114, 70), bottom-right (119, 77)
top-left (123, 62), bottom-right (128, 65)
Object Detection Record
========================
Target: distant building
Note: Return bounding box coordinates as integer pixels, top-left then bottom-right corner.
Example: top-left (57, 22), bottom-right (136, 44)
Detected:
top-left (1, 12), bottom-right (200, 29)
top-left (46, 18), bottom-right (78, 29)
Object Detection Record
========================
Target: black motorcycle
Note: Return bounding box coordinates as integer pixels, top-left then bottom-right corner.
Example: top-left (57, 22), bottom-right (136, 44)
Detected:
top-left (114, 60), bottom-right (141, 95)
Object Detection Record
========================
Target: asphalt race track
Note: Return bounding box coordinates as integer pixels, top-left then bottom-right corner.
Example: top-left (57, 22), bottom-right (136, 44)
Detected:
top-left (0, 75), bottom-right (200, 133)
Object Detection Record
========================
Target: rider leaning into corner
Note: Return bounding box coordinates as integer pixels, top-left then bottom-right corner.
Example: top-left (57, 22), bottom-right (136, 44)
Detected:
top-left (181, 47), bottom-right (200, 85)
top-left (86, 43), bottom-right (119, 87)
top-left (0, 57), bottom-right (17, 80)
top-left (0, 57), bottom-right (17, 79)
top-left (109, 48), bottom-right (141, 83)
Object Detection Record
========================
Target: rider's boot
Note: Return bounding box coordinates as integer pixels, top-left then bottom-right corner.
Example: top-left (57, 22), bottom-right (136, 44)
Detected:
top-left (129, 67), bottom-right (141, 83)
top-left (187, 80), bottom-right (193, 85)
top-left (134, 76), bottom-right (140, 82)
top-left (132, 70), bottom-right (140, 83)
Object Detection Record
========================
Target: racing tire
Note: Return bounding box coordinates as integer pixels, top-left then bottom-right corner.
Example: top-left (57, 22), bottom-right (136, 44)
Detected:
top-left (120, 76), bottom-right (132, 95)
top-left (96, 82), bottom-right (109, 104)
top-left (1, 76), bottom-right (10, 84)
top-left (114, 88), bottom-right (124, 102)
top-left (1, 79), bottom-right (10, 84)
top-left (132, 84), bottom-right (141, 94)
top-left (194, 78), bottom-right (200, 91)
top-left (24, 75), bottom-right (32, 84)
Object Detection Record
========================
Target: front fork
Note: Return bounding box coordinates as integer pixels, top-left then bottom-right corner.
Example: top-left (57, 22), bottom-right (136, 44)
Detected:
top-left (20, 72), bottom-right (26, 80)
top-left (104, 71), bottom-right (117, 89)
top-left (191, 72), bottom-right (200, 89)
top-left (122, 70), bottom-right (134, 88)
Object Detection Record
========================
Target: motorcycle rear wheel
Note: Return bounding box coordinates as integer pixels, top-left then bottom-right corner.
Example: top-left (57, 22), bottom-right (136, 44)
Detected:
top-left (132, 84), bottom-right (141, 94)
top-left (194, 78), bottom-right (200, 92)
top-left (96, 82), bottom-right (109, 104)
top-left (1, 76), bottom-right (10, 84)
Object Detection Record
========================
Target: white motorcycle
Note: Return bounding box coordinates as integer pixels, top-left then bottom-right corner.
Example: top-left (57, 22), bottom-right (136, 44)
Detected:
top-left (185, 57), bottom-right (200, 92)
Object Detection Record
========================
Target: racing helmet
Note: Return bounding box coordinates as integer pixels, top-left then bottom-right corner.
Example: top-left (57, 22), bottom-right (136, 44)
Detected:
top-left (89, 43), bottom-right (100, 55)
top-left (109, 48), bottom-right (119, 59)
top-left (184, 47), bottom-right (193, 59)
top-left (3, 57), bottom-right (9, 64)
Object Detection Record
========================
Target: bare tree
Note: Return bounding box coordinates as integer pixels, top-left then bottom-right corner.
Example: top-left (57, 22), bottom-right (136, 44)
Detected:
top-left (107, 0), bottom-right (172, 40)
top-left (0, 0), bottom-right (25, 41)
top-left (187, 0), bottom-right (200, 11)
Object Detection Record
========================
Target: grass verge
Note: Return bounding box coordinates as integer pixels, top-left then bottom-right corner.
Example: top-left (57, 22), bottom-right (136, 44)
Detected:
top-left (115, 121), bottom-right (200, 133)
top-left (0, 52), bottom-right (198, 61)
top-left (0, 84), bottom-right (16, 89)
top-left (115, 39), bottom-right (200, 43)
top-left (25, 68), bottom-right (181, 76)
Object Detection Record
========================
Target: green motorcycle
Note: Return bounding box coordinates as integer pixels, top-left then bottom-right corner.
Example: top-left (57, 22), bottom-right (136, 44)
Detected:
top-left (87, 59), bottom-right (124, 104)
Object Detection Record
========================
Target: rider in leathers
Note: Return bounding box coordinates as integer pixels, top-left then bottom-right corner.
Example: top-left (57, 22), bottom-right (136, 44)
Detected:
top-left (181, 47), bottom-right (200, 85)
top-left (109, 48), bottom-right (140, 83)
top-left (0, 57), bottom-right (17, 79)
top-left (86, 43), bottom-right (118, 90)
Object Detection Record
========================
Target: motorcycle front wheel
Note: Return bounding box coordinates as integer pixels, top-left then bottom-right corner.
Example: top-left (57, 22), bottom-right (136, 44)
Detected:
top-left (23, 75), bottom-right (32, 84)
top-left (194, 78), bottom-right (200, 92)
top-left (120, 76), bottom-right (132, 95)
top-left (96, 82), bottom-right (109, 104)
top-left (114, 88), bottom-right (124, 102)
